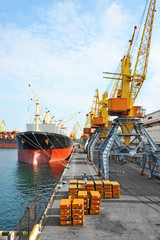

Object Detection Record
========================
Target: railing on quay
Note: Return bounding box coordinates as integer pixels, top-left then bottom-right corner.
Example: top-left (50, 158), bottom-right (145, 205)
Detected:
top-left (0, 200), bottom-right (37, 240)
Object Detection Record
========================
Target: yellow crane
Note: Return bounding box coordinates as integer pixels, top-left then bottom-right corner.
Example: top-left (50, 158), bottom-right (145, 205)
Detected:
top-left (105, 0), bottom-right (156, 145)
top-left (90, 89), bottom-right (100, 127)
top-left (81, 113), bottom-right (92, 139)
top-left (93, 91), bottom-right (109, 128)
top-left (72, 122), bottom-right (81, 139)
top-left (58, 112), bottom-right (81, 128)
top-left (97, 0), bottom-right (159, 179)
top-left (108, 26), bottom-right (137, 100)
top-left (84, 27), bottom-right (139, 146)
top-left (0, 120), bottom-right (6, 132)
top-left (82, 89), bottom-right (100, 135)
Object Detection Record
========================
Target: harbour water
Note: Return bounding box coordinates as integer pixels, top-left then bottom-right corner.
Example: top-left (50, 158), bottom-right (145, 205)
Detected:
top-left (0, 149), bottom-right (62, 230)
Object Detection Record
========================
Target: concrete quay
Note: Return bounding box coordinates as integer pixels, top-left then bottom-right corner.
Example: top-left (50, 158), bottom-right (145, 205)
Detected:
top-left (37, 149), bottom-right (160, 240)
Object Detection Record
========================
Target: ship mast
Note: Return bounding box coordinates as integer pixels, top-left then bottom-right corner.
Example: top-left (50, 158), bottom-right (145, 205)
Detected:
top-left (35, 100), bottom-right (40, 131)
top-left (28, 84), bottom-right (41, 131)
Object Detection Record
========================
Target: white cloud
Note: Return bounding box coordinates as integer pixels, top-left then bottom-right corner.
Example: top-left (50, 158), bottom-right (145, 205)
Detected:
top-left (1, 0), bottom-right (158, 133)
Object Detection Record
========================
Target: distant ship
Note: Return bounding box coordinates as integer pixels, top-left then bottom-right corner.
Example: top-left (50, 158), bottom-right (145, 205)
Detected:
top-left (16, 85), bottom-right (75, 168)
top-left (0, 131), bottom-right (18, 148)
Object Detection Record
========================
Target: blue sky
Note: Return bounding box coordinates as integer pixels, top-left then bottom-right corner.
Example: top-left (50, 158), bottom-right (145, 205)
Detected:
top-left (0, 0), bottom-right (160, 134)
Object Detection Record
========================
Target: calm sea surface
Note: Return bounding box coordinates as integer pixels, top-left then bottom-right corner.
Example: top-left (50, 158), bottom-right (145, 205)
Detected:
top-left (0, 149), bottom-right (62, 230)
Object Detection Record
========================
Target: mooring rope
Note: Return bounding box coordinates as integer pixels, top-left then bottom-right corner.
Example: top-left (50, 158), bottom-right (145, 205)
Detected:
top-left (21, 133), bottom-right (67, 167)
top-left (33, 133), bottom-right (67, 167)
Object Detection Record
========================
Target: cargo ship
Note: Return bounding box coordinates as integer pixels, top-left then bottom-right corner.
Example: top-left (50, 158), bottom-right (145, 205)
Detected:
top-left (0, 131), bottom-right (18, 148)
top-left (16, 85), bottom-right (74, 167)
top-left (16, 125), bottom-right (73, 167)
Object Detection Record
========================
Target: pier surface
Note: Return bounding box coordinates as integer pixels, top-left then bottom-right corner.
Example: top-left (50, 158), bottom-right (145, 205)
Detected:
top-left (38, 149), bottom-right (160, 240)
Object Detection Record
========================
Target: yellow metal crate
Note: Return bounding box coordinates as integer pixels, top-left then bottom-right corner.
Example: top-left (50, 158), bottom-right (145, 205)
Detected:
top-left (72, 199), bottom-right (84, 209)
top-left (73, 220), bottom-right (84, 226)
top-left (111, 181), bottom-right (120, 189)
top-left (78, 184), bottom-right (86, 191)
top-left (72, 209), bottom-right (84, 215)
top-left (90, 191), bottom-right (101, 200)
top-left (90, 209), bottom-right (100, 215)
top-left (60, 215), bottom-right (71, 221)
top-left (59, 199), bottom-right (71, 209)
top-left (94, 180), bottom-right (103, 186)
top-left (72, 214), bottom-right (84, 220)
top-left (78, 191), bottom-right (88, 199)
top-left (104, 195), bottom-right (112, 199)
top-left (102, 180), bottom-right (111, 185)
top-left (78, 180), bottom-right (85, 185)
top-left (113, 193), bottom-right (120, 198)
top-left (90, 199), bottom-right (101, 205)
top-left (60, 220), bottom-right (71, 226)
top-left (90, 205), bottom-right (100, 210)
top-left (60, 209), bottom-right (71, 215)
top-left (86, 181), bottom-right (94, 187)
top-left (70, 180), bottom-right (78, 185)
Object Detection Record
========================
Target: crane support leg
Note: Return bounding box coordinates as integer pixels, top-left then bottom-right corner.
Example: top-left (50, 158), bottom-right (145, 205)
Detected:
top-left (96, 117), bottom-right (160, 179)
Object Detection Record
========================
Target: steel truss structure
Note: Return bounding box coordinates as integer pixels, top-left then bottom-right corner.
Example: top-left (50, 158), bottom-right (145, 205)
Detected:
top-left (96, 117), bottom-right (160, 179)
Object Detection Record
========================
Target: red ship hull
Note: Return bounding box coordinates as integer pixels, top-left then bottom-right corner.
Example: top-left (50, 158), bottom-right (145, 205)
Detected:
top-left (18, 146), bottom-right (73, 165)
top-left (0, 139), bottom-right (17, 148)
top-left (0, 143), bottom-right (17, 148)
top-left (16, 131), bottom-right (73, 168)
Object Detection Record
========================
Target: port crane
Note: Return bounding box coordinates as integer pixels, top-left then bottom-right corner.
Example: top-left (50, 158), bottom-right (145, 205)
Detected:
top-left (0, 120), bottom-right (6, 132)
top-left (86, 91), bottom-right (111, 160)
top-left (81, 89), bottom-right (100, 139)
top-left (81, 89), bottom-right (101, 152)
top-left (58, 112), bottom-right (81, 128)
top-left (71, 122), bottom-right (81, 139)
top-left (91, 89), bottom-right (100, 128)
top-left (28, 84), bottom-right (56, 130)
top-left (97, 0), bottom-right (159, 178)
top-left (93, 91), bottom-right (110, 129)
top-left (81, 114), bottom-right (91, 139)
top-left (85, 26), bottom-right (137, 161)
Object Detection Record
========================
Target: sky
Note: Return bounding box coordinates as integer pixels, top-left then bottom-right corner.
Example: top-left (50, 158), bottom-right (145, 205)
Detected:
top-left (0, 0), bottom-right (160, 135)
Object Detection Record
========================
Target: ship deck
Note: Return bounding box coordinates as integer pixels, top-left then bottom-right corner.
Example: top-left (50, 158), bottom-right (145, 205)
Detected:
top-left (37, 148), bottom-right (160, 240)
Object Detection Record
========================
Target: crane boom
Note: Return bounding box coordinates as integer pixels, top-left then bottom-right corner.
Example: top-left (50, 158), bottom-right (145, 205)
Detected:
top-left (131, 0), bottom-right (156, 106)
top-left (107, 0), bottom-right (156, 119)
top-left (58, 111), bottom-right (81, 127)
top-left (91, 89), bottom-right (100, 127)
top-left (28, 84), bottom-right (45, 119)
top-left (94, 89), bottom-right (100, 119)
top-left (72, 121), bottom-right (81, 139)
top-left (108, 26), bottom-right (137, 99)
top-left (0, 120), bottom-right (6, 132)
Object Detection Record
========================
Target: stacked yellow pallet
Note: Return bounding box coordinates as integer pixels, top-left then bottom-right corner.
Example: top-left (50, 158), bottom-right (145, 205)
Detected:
top-left (111, 181), bottom-right (120, 198)
top-left (78, 180), bottom-right (86, 191)
top-left (69, 184), bottom-right (78, 199)
top-left (78, 180), bottom-right (85, 185)
top-left (86, 181), bottom-right (95, 197)
top-left (70, 179), bottom-right (78, 185)
top-left (90, 191), bottom-right (101, 215)
top-left (60, 199), bottom-right (72, 226)
top-left (78, 191), bottom-right (89, 215)
top-left (94, 180), bottom-right (104, 198)
top-left (72, 199), bottom-right (84, 225)
top-left (68, 194), bottom-right (75, 203)
top-left (103, 180), bottom-right (112, 199)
